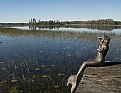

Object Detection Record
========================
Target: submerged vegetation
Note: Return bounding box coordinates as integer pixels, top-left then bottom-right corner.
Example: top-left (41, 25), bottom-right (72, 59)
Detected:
top-left (0, 27), bottom-right (121, 93)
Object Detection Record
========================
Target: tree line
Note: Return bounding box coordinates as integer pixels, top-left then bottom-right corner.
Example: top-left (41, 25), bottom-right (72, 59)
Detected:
top-left (29, 18), bottom-right (63, 25)
top-left (29, 18), bottom-right (121, 26)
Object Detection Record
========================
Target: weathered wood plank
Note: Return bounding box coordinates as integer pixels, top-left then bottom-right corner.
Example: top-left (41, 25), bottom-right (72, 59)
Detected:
top-left (75, 64), bottom-right (121, 93)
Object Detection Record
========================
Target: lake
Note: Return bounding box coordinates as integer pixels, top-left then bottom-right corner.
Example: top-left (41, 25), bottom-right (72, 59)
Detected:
top-left (0, 26), bottom-right (121, 93)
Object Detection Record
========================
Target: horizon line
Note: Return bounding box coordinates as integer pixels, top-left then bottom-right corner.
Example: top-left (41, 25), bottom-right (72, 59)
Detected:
top-left (1, 18), bottom-right (121, 23)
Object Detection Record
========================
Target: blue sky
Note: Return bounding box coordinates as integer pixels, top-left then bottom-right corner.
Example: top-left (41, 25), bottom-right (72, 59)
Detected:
top-left (0, 0), bottom-right (121, 23)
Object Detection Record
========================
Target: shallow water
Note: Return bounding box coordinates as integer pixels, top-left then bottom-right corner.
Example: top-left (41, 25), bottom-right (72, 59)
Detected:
top-left (0, 27), bottom-right (121, 93)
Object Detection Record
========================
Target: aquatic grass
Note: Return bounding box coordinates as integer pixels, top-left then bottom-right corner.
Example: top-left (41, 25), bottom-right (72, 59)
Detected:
top-left (42, 75), bottom-right (48, 78)
top-left (11, 79), bottom-right (17, 83)
top-left (54, 85), bottom-right (59, 88)
top-left (0, 27), bottom-right (121, 93)
top-left (34, 67), bottom-right (40, 71)
top-left (58, 73), bottom-right (65, 76)
top-left (41, 65), bottom-right (45, 67)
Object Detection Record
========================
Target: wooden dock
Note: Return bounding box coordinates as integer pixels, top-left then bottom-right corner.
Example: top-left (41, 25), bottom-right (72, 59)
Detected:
top-left (75, 64), bottom-right (121, 93)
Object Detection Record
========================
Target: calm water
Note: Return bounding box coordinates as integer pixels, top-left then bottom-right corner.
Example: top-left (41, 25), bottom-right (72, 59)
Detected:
top-left (0, 27), bottom-right (121, 93)
top-left (11, 26), bottom-right (121, 34)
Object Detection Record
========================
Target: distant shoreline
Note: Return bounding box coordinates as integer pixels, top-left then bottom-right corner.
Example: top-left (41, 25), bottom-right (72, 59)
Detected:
top-left (1, 23), bottom-right (121, 31)
top-left (1, 19), bottom-right (121, 31)
top-left (65, 23), bottom-right (121, 26)
top-left (0, 23), bottom-right (121, 27)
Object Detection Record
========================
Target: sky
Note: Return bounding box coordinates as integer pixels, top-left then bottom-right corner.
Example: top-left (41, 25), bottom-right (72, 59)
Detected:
top-left (0, 0), bottom-right (121, 23)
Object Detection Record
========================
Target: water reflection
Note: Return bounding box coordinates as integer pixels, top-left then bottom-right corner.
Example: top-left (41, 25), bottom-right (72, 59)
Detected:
top-left (27, 25), bottom-right (121, 31)
top-left (29, 26), bottom-right (61, 31)
top-left (10, 25), bottom-right (121, 35)
top-left (0, 28), bottom-right (121, 93)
